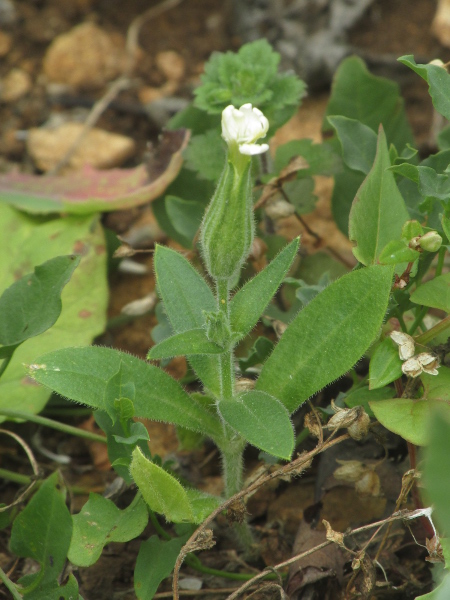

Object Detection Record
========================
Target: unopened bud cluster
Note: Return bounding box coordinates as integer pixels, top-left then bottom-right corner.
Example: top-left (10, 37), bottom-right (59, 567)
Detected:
top-left (390, 331), bottom-right (439, 377)
top-left (402, 220), bottom-right (443, 253)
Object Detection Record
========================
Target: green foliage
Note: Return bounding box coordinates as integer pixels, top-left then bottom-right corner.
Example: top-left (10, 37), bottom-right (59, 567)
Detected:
top-left (134, 535), bottom-right (187, 600)
top-left (369, 337), bottom-right (403, 390)
top-left (10, 473), bottom-right (74, 596)
top-left (194, 39), bottom-right (305, 132)
top-left (410, 273), bottom-right (450, 311)
top-left (256, 265), bottom-right (393, 412)
top-left (349, 127), bottom-right (409, 265)
top-left (148, 328), bottom-right (224, 358)
top-left (219, 390), bottom-right (294, 459)
top-left (0, 204), bottom-right (107, 415)
top-left (69, 493), bottom-right (149, 567)
top-left (327, 116), bottom-right (377, 174)
top-left (0, 255), bottom-right (79, 359)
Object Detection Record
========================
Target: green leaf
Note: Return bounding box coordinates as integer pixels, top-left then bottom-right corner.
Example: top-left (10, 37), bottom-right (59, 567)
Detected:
top-left (256, 265), bottom-right (393, 412)
top-left (0, 205), bottom-right (107, 415)
top-left (399, 55), bottom-right (450, 121)
top-left (21, 575), bottom-right (81, 600)
top-left (130, 447), bottom-right (194, 523)
top-left (68, 493), bottom-right (148, 567)
top-left (324, 57), bottom-right (414, 152)
top-left (239, 337), bottom-right (275, 373)
top-left (165, 196), bottom-right (204, 247)
top-left (230, 238), bottom-right (299, 341)
top-left (423, 366), bottom-right (450, 401)
top-left (148, 328), bottom-right (224, 359)
top-left (154, 244), bottom-right (221, 396)
top-left (368, 337), bottom-right (403, 389)
top-left (10, 473), bottom-right (72, 590)
top-left (410, 273), bottom-right (450, 311)
top-left (414, 572), bottom-right (450, 600)
top-left (343, 385), bottom-right (395, 418)
top-left (273, 139), bottom-right (342, 176)
top-left (0, 255), bottom-right (80, 358)
top-left (424, 410), bottom-right (450, 536)
top-left (184, 130), bottom-right (225, 181)
top-left (349, 126), bottom-right (410, 265)
top-left (219, 391), bottom-right (294, 459)
top-left (134, 535), bottom-right (187, 600)
top-left (327, 116), bottom-right (377, 174)
top-left (185, 488), bottom-right (222, 523)
top-left (378, 239), bottom-right (420, 265)
top-left (28, 346), bottom-right (223, 442)
top-left (370, 398), bottom-right (450, 446)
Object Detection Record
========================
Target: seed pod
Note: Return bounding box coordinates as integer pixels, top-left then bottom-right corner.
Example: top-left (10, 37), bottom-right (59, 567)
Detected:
top-left (390, 330), bottom-right (415, 360)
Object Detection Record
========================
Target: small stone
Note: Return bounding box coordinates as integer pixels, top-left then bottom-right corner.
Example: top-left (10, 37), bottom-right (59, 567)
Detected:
top-left (42, 22), bottom-right (126, 90)
top-left (0, 30), bottom-right (12, 57)
top-left (433, 0), bottom-right (450, 47)
top-left (27, 122), bottom-right (136, 172)
top-left (0, 68), bottom-right (32, 103)
top-left (155, 50), bottom-right (186, 82)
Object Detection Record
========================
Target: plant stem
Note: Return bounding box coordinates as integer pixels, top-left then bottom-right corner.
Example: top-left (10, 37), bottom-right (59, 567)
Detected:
top-left (415, 314), bottom-right (450, 345)
top-left (216, 278), bottom-right (234, 400)
top-left (0, 409), bottom-right (106, 444)
top-left (0, 565), bottom-right (22, 600)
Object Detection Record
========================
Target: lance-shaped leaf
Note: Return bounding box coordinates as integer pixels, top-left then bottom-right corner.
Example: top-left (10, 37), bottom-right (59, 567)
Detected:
top-left (369, 337), bottom-right (403, 390)
top-left (68, 493), bottom-right (148, 567)
top-left (10, 472), bottom-right (72, 591)
top-left (219, 391), bottom-right (294, 459)
top-left (230, 238), bottom-right (299, 341)
top-left (349, 126), bottom-right (409, 265)
top-left (0, 130), bottom-right (189, 215)
top-left (148, 328), bottom-right (224, 359)
top-left (28, 346), bottom-right (223, 442)
top-left (130, 447), bottom-right (194, 523)
top-left (154, 244), bottom-right (221, 396)
top-left (256, 265), bottom-right (393, 413)
top-left (0, 255), bottom-right (80, 359)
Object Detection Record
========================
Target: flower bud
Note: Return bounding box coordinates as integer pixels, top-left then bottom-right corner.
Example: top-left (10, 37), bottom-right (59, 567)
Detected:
top-left (419, 231), bottom-right (443, 253)
top-left (200, 104), bottom-right (269, 281)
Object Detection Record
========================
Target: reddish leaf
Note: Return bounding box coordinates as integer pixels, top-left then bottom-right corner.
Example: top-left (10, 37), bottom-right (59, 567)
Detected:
top-left (0, 129), bottom-right (190, 214)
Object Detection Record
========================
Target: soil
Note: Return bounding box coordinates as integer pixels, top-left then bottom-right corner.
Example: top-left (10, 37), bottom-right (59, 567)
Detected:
top-left (0, 0), bottom-right (447, 598)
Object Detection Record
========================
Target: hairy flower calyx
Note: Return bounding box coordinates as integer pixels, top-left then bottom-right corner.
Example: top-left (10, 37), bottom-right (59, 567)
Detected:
top-left (221, 103), bottom-right (269, 156)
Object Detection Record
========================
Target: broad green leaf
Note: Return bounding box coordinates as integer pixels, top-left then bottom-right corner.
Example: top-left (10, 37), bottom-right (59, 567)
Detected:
top-left (378, 239), bottom-right (420, 265)
top-left (219, 390), bottom-right (294, 459)
top-left (369, 398), bottom-right (450, 446)
top-left (134, 535), bottom-right (187, 600)
top-left (148, 328), bottom-right (224, 359)
top-left (256, 265), bottom-right (393, 412)
top-left (68, 493), bottom-right (148, 567)
top-left (324, 57), bottom-right (414, 152)
top-left (327, 116), bottom-right (377, 174)
top-left (230, 238), bottom-right (299, 340)
top-left (415, 573), bottom-right (450, 600)
top-left (273, 139), bottom-right (342, 176)
top-left (130, 447), bottom-right (194, 523)
top-left (28, 346), bottom-right (223, 442)
top-left (424, 410), bottom-right (450, 537)
top-left (0, 255), bottom-right (80, 358)
top-left (10, 473), bottom-right (72, 590)
top-left (349, 127), bottom-right (409, 265)
top-left (423, 366), bottom-right (450, 401)
top-left (399, 55), bottom-right (450, 121)
top-left (410, 273), bottom-right (450, 311)
top-left (104, 362), bottom-right (135, 423)
top-left (368, 337), bottom-right (403, 389)
top-left (154, 244), bottom-right (221, 396)
top-left (165, 196), bottom-right (204, 247)
top-left (0, 204), bottom-right (107, 415)
top-left (239, 336), bottom-right (274, 373)
top-left (0, 130), bottom-right (189, 214)
top-left (21, 575), bottom-right (81, 600)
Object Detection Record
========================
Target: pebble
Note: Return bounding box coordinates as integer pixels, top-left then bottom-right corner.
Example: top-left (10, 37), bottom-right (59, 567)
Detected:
top-left (155, 50), bottom-right (186, 82)
top-left (0, 30), bottom-right (12, 57)
top-left (0, 68), bottom-right (32, 103)
top-left (42, 22), bottom-right (127, 90)
top-left (27, 122), bottom-right (136, 172)
top-left (433, 0), bottom-right (450, 47)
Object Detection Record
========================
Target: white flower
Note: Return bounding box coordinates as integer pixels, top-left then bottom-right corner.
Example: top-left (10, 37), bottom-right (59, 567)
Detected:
top-left (221, 103), bottom-right (269, 155)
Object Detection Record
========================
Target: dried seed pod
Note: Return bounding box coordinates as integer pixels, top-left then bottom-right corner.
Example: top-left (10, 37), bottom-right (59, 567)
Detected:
top-left (347, 408), bottom-right (371, 441)
top-left (402, 356), bottom-right (423, 378)
top-left (417, 352), bottom-right (440, 375)
top-left (304, 411), bottom-right (322, 438)
top-left (390, 331), bottom-right (415, 360)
